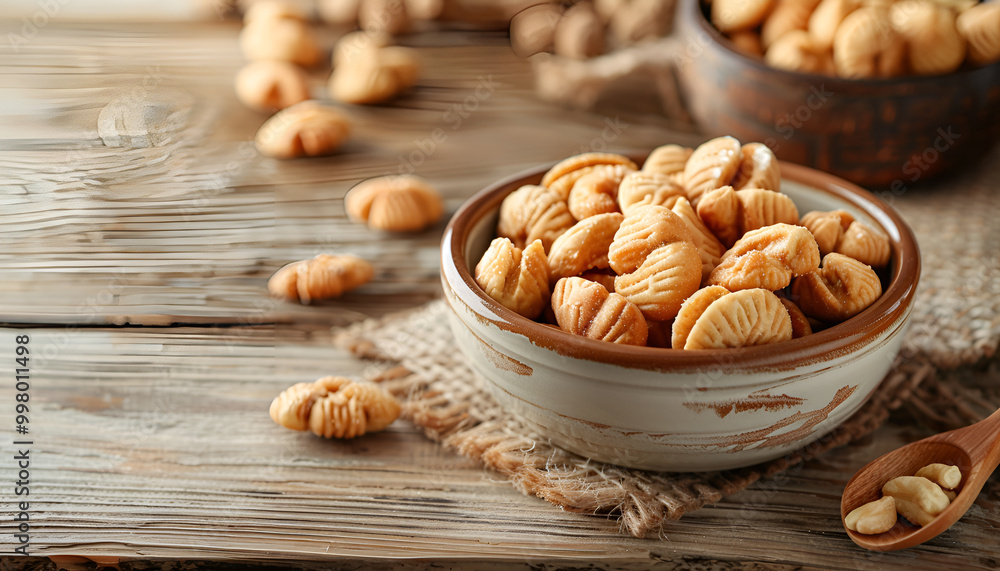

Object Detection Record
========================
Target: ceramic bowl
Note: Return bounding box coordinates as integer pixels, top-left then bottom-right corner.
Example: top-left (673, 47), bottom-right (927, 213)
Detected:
top-left (440, 160), bottom-right (920, 472)
top-left (674, 0), bottom-right (1000, 187)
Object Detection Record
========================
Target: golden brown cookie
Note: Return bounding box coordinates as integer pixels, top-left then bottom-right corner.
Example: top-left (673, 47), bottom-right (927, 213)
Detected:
top-left (475, 238), bottom-right (550, 319)
top-left (345, 175), bottom-right (444, 232)
top-left (255, 101), bottom-right (351, 159)
top-left (809, 0), bottom-right (861, 50)
top-left (837, 220), bottom-right (891, 269)
top-left (609, 205), bottom-right (702, 320)
top-left (891, 0), bottom-right (966, 76)
top-left (679, 288), bottom-right (793, 350)
top-left (956, 2), bottom-right (1000, 65)
top-left (547, 213), bottom-right (625, 281)
top-left (642, 144), bottom-right (693, 176)
top-left (497, 184), bottom-right (576, 251)
top-left (708, 223), bottom-right (821, 291)
top-left (671, 285), bottom-right (731, 349)
top-left (791, 252), bottom-right (883, 321)
top-left (683, 136), bottom-right (743, 204)
top-left (568, 165), bottom-right (630, 220)
top-left (542, 152), bottom-right (638, 190)
top-left (551, 277), bottom-right (648, 345)
top-left (269, 376), bottom-right (400, 439)
top-left (800, 209), bottom-right (855, 256)
top-left (671, 197), bottom-right (726, 283)
top-left (761, 0), bottom-right (823, 48)
top-left (268, 254), bottom-right (374, 303)
top-left (833, 7), bottom-right (902, 78)
top-left (617, 170), bottom-right (688, 215)
top-left (712, 0), bottom-right (776, 33)
top-left (730, 142), bottom-right (781, 192)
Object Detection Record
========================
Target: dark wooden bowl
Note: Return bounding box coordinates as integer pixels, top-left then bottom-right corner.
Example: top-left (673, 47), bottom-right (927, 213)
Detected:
top-left (674, 0), bottom-right (1000, 188)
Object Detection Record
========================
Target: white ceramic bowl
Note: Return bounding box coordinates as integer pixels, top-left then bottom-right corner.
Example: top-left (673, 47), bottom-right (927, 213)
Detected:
top-left (440, 161), bottom-right (920, 472)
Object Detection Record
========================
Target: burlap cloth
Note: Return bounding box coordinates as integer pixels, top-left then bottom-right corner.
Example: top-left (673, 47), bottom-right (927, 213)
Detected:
top-left (332, 150), bottom-right (1000, 538)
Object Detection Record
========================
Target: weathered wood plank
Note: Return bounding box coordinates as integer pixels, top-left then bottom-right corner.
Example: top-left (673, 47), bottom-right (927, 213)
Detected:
top-left (1, 327), bottom-right (997, 568)
top-left (0, 22), bottom-right (694, 326)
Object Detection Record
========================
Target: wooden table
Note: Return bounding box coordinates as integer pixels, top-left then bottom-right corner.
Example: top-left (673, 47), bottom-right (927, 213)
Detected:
top-left (1, 19), bottom-right (998, 570)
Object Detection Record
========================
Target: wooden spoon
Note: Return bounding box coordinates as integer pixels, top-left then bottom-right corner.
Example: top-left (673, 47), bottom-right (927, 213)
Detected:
top-left (841, 408), bottom-right (1000, 551)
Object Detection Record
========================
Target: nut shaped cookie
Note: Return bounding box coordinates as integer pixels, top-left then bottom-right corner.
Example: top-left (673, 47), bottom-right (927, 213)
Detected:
top-left (333, 30), bottom-right (392, 68)
top-left (475, 238), bottom-right (550, 319)
top-left (235, 60), bottom-right (311, 112)
top-left (617, 171), bottom-right (688, 215)
top-left (551, 277), bottom-right (648, 346)
top-left (255, 101), bottom-right (351, 159)
top-left (671, 197), bottom-right (726, 283)
top-left (957, 2), bottom-right (1000, 65)
top-left (240, 17), bottom-right (321, 67)
top-left (548, 213), bottom-right (625, 281)
top-left (837, 220), bottom-right (891, 268)
top-left (671, 285), bottom-right (731, 349)
top-left (497, 184), bottom-right (575, 251)
top-left (608, 205), bottom-right (695, 275)
top-left (684, 136), bottom-right (742, 204)
top-left (680, 288), bottom-right (794, 350)
top-left (268, 254), bottom-right (374, 303)
top-left (568, 165), bottom-right (629, 220)
top-left (696, 186), bottom-right (741, 248)
top-left (834, 7), bottom-right (901, 78)
top-left (791, 252), bottom-right (882, 321)
top-left (731, 142), bottom-right (781, 192)
top-left (891, 1), bottom-right (966, 76)
top-left (698, 187), bottom-right (799, 248)
top-left (614, 243), bottom-right (703, 321)
top-left (779, 297), bottom-right (813, 338)
top-left (762, 0), bottom-right (823, 48)
top-left (542, 152), bottom-right (638, 190)
top-left (269, 376), bottom-right (401, 439)
top-left (809, 0), bottom-right (861, 50)
top-left (609, 205), bottom-right (701, 320)
top-left (329, 44), bottom-right (421, 105)
top-left (345, 174), bottom-right (443, 232)
top-left (712, 0), bottom-right (775, 33)
top-left (709, 223), bottom-right (821, 291)
top-left (737, 188), bottom-right (800, 236)
top-left (800, 209), bottom-right (855, 255)
top-left (765, 30), bottom-right (834, 74)
top-left (642, 144), bottom-right (693, 176)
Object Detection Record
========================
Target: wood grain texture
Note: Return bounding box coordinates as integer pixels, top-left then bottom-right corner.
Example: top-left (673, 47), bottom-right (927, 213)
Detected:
top-left (1, 327), bottom-right (998, 569)
top-left (0, 18), bottom-right (998, 571)
top-left (0, 21), bottom-right (693, 326)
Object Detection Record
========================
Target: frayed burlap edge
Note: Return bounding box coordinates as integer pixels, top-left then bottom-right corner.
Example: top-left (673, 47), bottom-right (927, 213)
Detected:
top-left (334, 300), bottom-right (939, 538)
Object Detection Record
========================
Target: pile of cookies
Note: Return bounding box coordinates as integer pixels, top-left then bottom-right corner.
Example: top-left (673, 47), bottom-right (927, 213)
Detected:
top-left (233, 1), bottom-right (422, 159)
top-left (510, 0), bottom-right (676, 59)
top-left (474, 136), bottom-right (891, 349)
top-left (709, 0), bottom-right (1000, 78)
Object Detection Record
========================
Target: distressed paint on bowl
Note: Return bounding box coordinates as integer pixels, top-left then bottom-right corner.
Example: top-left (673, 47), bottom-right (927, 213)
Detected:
top-left (441, 161), bottom-right (920, 472)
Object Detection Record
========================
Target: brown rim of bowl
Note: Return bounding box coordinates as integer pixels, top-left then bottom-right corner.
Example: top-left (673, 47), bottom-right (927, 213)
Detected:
top-left (685, 0), bottom-right (1000, 85)
top-left (441, 158), bottom-right (921, 373)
